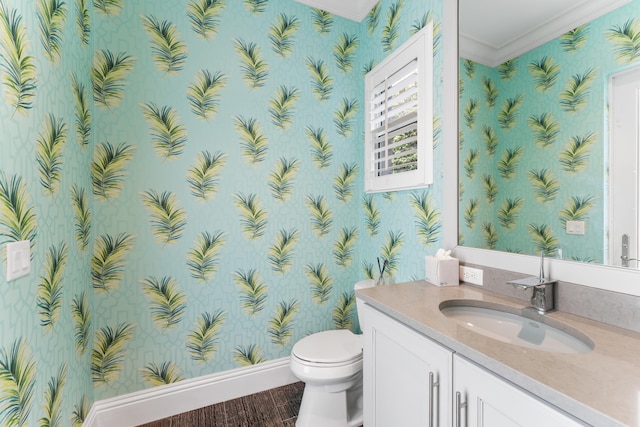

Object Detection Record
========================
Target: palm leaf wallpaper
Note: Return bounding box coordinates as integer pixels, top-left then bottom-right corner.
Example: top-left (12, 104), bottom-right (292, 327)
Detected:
top-left (332, 226), bottom-right (358, 267)
top-left (268, 300), bottom-right (299, 347)
top-left (311, 8), bottom-right (333, 34)
top-left (187, 69), bottom-right (227, 120)
top-left (141, 15), bottom-right (188, 75)
top-left (35, 113), bottom-right (67, 196)
top-left (305, 263), bottom-right (333, 304)
top-left (91, 49), bottom-right (135, 109)
top-left (0, 1), bottom-right (37, 116)
top-left (71, 73), bottom-right (92, 147)
top-left (36, 242), bottom-right (68, 331)
top-left (186, 230), bottom-right (225, 282)
top-left (234, 116), bottom-right (269, 164)
top-left (233, 344), bottom-right (265, 366)
top-left (187, 0), bottom-right (226, 40)
top-left (186, 150), bottom-right (226, 200)
top-left (91, 323), bottom-right (135, 386)
top-left (141, 102), bottom-right (188, 160)
top-left (268, 228), bottom-right (300, 274)
top-left (140, 276), bottom-right (188, 330)
top-left (305, 126), bottom-right (333, 169)
top-left (70, 185), bottom-right (92, 250)
top-left (234, 39), bottom-right (269, 89)
top-left (0, 0), bottom-right (465, 417)
top-left (410, 191), bottom-right (441, 246)
top-left (457, 3), bottom-right (637, 259)
top-left (71, 395), bottom-right (89, 427)
top-left (0, 172), bottom-right (38, 253)
top-left (93, 0), bottom-right (123, 17)
top-left (268, 157), bottom-right (299, 201)
top-left (268, 85), bottom-right (299, 129)
top-left (92, 232), bottom-right (135, 293)
top-left (141, 361), bottom-right (184, 386)
top-left (37, 0), bottom-right (67, 64)
top-left (306, 57), bottom-right (333, 101)
top-left (269, 13), bottom-right (299, 58)
top-left (91, 141), bottom-right (135, 201)
top-left (332, 291), bottom-right (355, 330)
top-left (75, 0), bottom-right (90, 46)
top-left (141, 189), bottom-right (187, 245)
top-left (186, 310), bottom-right (226, 363)
top-left (70, 291), bottom-right (92, 357)
top-left (39, 363), bottom-right (66, 427)
top-left (0, 338), bottom-right (36, 427)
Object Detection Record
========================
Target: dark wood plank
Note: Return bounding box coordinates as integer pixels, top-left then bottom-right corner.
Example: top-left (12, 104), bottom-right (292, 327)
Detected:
top-left (170, 402), bottom-right (226, 426)
top-left (226, 392), bottom-right (282, 427)
top-left (136, 382), bottom-right (305, 427)
top-left (271, 383), bottom-right (304, 422)
top-left (136, 418), bottom-right (172, 427)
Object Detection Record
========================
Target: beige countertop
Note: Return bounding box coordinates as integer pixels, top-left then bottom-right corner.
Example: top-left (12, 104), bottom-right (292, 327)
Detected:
top-left (356, 280), bottom-right (640, 427)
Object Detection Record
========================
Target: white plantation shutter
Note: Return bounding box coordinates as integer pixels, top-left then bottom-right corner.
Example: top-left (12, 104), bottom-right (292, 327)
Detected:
top-left (365, 23), bottom-right (433, 193)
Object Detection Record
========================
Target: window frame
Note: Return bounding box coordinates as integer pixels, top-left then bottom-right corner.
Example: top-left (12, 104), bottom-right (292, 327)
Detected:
top-left (364, 22), bottom-right (434, 193)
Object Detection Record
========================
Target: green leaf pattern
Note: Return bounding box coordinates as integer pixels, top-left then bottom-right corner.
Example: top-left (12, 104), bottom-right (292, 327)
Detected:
top-left (8, 0), bottom-right (635, 412)
top-left (459, 15), bottom-right (618, 257)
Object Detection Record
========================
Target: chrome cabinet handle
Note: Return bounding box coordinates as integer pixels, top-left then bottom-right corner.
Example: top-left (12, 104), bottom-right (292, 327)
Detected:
top-left (429, 372), bottom-right (440, 427)
top-left (455, 391), bottom-right (467, 427)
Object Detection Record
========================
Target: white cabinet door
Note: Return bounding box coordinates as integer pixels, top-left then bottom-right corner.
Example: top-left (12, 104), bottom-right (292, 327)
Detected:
top-left (453, 355), bottom-right (585, 427)
top-left (362, 304), bottom-right (452, 427)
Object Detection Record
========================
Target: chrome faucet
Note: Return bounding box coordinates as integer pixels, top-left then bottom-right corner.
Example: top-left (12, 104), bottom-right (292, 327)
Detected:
top-left (507, 252), bottom-right (556, 314)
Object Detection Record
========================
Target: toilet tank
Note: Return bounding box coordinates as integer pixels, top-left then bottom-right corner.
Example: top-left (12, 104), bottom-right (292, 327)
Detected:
top-left (354, 279), bottom-right (376, 334)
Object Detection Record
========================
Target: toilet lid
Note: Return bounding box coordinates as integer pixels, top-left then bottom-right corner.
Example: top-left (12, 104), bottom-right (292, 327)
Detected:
top-left (292, 329), bottom-right (362, 364)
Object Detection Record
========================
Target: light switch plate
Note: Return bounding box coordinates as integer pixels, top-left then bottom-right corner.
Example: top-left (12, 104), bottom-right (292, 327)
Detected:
top-left (566, 220), bottom-right (586, 235)
top-left (6, 240), bottom-right (31, 281)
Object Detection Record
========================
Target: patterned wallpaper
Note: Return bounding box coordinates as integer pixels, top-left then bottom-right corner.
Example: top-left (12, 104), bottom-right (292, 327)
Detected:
top-left (459, 0), bottom-right (640, 263)
top-left (0, 0), bottom-right (444, 424)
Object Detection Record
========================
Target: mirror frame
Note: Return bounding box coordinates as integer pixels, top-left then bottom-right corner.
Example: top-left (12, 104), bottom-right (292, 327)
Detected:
top-left (442, 0), bottom-right (640, 297)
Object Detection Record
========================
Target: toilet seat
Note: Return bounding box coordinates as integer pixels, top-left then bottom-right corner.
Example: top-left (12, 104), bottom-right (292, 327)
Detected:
top-left (292, 330), bottom-right (362, 365)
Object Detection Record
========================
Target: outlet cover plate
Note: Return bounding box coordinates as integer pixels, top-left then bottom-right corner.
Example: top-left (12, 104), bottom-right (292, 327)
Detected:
top-left (460, 265), bottom-right (483, 286)
top-left (6, 240), bottom-right (31, 282)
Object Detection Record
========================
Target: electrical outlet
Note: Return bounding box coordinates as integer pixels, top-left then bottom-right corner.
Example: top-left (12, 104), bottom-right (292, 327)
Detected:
top-left (459, 266), bottom-right (483, 286)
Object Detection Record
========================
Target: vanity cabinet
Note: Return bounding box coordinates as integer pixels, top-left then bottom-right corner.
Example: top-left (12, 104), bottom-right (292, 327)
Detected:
top-left (362, 303), bottom-right (585, 427)
top-left (362, 303), bottom-right (452, 426)
top-left (453, 355), bottom-right (583, 427)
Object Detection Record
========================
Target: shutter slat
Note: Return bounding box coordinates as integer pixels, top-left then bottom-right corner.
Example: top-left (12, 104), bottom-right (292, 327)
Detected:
top-left (367, 57), bottom-right (420, 178)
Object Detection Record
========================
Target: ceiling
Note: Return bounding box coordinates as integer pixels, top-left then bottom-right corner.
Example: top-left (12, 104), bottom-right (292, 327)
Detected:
top-left (293, 0), bottom-right (379, 22)
top-left (294, 0), bottom-right (632, 68)
top-left (460, 0), bottom-right (632, 67)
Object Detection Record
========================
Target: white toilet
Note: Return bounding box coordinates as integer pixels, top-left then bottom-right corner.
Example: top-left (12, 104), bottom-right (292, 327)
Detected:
top-left (290, 279), bottom-right (376, 427)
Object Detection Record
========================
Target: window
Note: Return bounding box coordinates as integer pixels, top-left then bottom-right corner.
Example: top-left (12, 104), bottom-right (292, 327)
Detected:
top-left (364, 22), bottom-right (433, 193)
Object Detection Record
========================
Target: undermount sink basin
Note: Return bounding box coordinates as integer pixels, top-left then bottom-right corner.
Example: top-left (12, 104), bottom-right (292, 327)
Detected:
top-left (440, 300), bottom-right (594, 354)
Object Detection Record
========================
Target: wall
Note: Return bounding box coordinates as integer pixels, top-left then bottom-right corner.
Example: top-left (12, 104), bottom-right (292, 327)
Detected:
top-left (0, 0), bottom-right (445, 422)
top-left (0, 0), bottom-right (95, 425)
top-left (92, 0), bottom-right (445, 400)
top-left (459, 0), bottom-right (640, 263)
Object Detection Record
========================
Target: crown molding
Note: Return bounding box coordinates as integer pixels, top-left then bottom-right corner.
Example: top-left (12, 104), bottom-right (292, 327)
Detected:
top-left (460, 0), bottom-right (632, 68)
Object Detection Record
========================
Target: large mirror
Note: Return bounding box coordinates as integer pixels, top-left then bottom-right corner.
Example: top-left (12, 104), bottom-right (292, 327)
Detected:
top-left (458, 0), bottom-right (639, 269)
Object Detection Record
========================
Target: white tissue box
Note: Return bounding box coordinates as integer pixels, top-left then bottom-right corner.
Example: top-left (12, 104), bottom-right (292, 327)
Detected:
top-left (425, 255), bottom-right (459, 286)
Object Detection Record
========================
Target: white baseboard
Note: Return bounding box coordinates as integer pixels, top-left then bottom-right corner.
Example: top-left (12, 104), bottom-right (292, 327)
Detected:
top-left (85, 357), bottom-right (298, 427)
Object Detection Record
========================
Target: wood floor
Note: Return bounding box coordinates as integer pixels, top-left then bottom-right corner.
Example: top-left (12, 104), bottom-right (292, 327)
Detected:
top-left (137, 382), bottom-right (304, 427)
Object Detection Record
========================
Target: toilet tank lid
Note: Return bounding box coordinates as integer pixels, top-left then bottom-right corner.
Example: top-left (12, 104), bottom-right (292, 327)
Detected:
top-left (292, 329), bottom-right (362, 363)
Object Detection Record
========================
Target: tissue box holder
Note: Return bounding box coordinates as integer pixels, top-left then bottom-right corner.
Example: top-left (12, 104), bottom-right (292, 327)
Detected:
top-left (425, 256), bottom-right (459, 286)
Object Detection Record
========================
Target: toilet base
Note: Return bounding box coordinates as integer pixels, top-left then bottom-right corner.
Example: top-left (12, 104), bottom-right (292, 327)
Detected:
top-left (295, 373), bottom-right (363, 427)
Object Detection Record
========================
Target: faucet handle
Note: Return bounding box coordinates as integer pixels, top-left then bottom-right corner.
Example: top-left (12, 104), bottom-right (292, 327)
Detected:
top-left (507, 276), bottom-right (556, 314)
top-left (507, 276), bottom-right (553, 289)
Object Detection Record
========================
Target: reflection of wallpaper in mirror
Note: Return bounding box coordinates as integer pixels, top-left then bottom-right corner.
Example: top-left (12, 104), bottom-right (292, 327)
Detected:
top-left (459, 0), bottom-right (640, 264)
